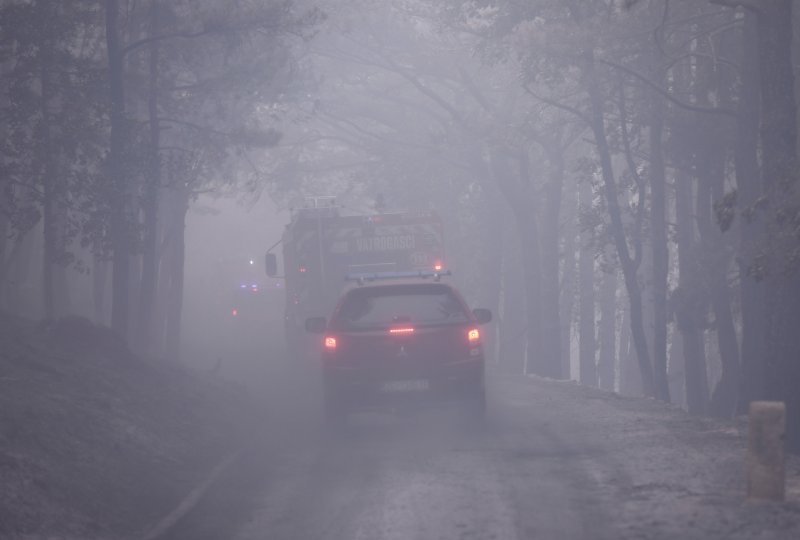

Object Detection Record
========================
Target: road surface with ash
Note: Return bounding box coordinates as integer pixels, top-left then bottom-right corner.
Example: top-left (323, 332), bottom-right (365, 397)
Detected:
top-left (166, 362), bottom-right (800, 540)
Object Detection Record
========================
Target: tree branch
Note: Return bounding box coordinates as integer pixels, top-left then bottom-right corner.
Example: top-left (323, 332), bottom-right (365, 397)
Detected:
top-left (158, 117), bottom-right (231, 138)
top-left (122, 28), bottom-right (215, 57)
top-left (617, 77), bottom-right (645, 271)
top-left (380, 55), bottom-right (464, 125)
top-left (709, 0), bottom-right (760, 14)
top-left (522, 84), bottom-right (592, 125)
top-left (596, 57), bottom-right (737, 118)
top-left (457, 67), bottom-right (495, 116)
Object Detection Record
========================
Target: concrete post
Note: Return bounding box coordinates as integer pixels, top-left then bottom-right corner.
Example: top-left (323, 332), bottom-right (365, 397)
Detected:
top-left (747, 401), bottom-right (786, 501)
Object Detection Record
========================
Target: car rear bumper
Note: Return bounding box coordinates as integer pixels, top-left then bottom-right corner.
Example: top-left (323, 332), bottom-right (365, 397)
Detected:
top-left (322, 358), bottom-right (485, 411)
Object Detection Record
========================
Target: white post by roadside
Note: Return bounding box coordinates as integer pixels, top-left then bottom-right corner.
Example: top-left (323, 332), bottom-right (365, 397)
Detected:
top-left (747, 401), bottom-right (786, 501)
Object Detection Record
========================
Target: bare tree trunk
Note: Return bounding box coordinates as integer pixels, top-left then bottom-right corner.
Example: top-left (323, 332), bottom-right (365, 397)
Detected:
top-left (647, 1), bottom-right (672, 401)
top-left (757, 0), bottom-right (800, 451)
top-left (518, 151), bottom-right (560, 377)
top-left (489, 147), bottom-right (557, 378)
top-left (518, 214), bottom-right (544, 376)
top-left (0, 53), bottom-right (9, 310)
top-left (136, 0), bottom-right (161, 353)
top-left (37, 0), bottom-right (56, 320)
top-left (559, 195), bottom-right (578, 379)
top-left (498, 221), bottom-right (527, 375)
top-left (708, 280), bottom-right (740, 417)
top-left (93, 255), bottom-right (108, 324)
top-left (597, 268), bottom-right (617, 391)
top-left (618, 300), bottom-right (641, 395)
top-left (685, 26), bottom-right (741, 418)
top-left (53, 265), bottom-right (70, 316)
top-left (578, 179), bottom-right (597, 386)
top-left (668, 331), bottom-right (685, 408)
top-left (106, 0), bottom-right (131, 340)
top-left (540, 143), bottom-right (565, 378)
top-left (675, 170), bottom-right (709, 415)
top-left (164, 187), bottom-right (190, 361)
top-left (5, 226), bottom-right (37, 314)
top-left (734, 11), bottom-right (766, 414)
top-left (648, 85), bottom-right (671, 403)
top-left (465, 142), bottom-right (506, 365)
top-left (474, 190), bottom-right (504, 365)
top-left (700, 129), bottom-right (740, 419)
top-left (152, 181), bottom-right (175, 357)
top-left (129, 252), bottom-right (142, 328)
top-left (483, 210), bottom-right (504, 365)
top-left (0, 209), bottom-right (7, 308)
top-left (585, 54), bottom-right (655, 397)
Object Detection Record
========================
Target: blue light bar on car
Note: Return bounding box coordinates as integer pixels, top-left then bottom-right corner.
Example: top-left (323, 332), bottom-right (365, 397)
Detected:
top-left (345, 270), bottom-right (452, 283)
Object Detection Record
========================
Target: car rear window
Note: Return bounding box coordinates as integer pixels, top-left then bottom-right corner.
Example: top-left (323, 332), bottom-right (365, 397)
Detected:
top-left (332, 284), bottom-right (468, 330)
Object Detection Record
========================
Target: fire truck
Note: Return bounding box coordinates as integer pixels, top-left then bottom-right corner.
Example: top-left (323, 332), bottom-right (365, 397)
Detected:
top-left (265, 197), bottom-right (445, 351)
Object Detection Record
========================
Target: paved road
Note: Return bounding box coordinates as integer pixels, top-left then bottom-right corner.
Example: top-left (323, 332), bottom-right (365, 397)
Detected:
top-left (214, 365), bottom-right (620, 540)
top-left (166, 345), bottom-right (800, 540)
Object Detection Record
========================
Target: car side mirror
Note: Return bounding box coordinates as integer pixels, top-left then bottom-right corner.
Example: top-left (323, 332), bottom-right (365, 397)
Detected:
top-left (473, 308), bottom-right (492, 325)
top-left (305, 317), bottom-right (327, 334)
top-left (265, 253), bottom-right (278, 277)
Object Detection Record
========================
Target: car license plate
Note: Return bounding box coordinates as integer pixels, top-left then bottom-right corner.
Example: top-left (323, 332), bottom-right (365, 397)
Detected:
top-left (381, 380), bottom-right (429, 393)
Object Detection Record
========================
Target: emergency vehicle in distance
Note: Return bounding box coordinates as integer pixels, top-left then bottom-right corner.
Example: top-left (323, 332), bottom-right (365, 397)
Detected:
top-left (265, 197), bottom-right (445, 351)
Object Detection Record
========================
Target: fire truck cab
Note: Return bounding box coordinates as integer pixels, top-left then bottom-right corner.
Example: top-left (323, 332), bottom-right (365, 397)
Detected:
top-left (266, 197), bottom-right (445, 353)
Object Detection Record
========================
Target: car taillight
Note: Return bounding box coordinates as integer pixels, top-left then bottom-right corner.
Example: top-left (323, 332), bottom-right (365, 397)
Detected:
top-left (434, 261), bottom-right (443, 272)
top-left (468, 328), bottom-right (480, 343)
top-left (324, 336), bottom-right (337, 349)
top-left (389, 327), bottom-right (415, 335)
top-left (232, 309), bottom-right (238, 317)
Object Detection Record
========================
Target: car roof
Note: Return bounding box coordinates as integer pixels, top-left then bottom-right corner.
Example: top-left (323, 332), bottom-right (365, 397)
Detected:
top-left (340, 278), bottom-right (457, 293)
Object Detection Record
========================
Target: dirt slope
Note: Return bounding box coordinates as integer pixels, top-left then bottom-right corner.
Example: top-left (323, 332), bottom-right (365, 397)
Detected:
top-left (0, 313), bottom-right (255, 540)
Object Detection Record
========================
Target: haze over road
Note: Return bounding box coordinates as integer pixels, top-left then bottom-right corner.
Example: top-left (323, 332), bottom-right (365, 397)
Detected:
top-left (237, 384), bottom-right (612, 540)
top-left (167, 349), bottom-right (800, 540)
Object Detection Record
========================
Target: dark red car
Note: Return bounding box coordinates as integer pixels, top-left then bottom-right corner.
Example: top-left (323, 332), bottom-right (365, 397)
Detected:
top-left (305, 274), bottom-right (492, 422)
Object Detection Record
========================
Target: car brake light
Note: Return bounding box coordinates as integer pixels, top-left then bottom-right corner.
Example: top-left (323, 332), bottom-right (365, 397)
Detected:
top-left (389, 327), bottom-right (415, 335)
top-left (324, 336), bottom-right (337, 349)
top-left (299, 265), bottom-right (307, 273)
top-left (434, 261), bottom-right (443, 271)
top-left (468, 328), bottom-right (480, 343)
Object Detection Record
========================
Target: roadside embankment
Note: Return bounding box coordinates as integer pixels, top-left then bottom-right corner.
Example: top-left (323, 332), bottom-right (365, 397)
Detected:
top-left (508, 374), bottom-right (800, 539)
top-left (0, 313), bottom-right (259, 540)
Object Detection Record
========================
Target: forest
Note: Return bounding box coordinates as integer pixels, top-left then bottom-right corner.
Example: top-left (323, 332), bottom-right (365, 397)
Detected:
top-left (1, 0), bottom-right (799, 451)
